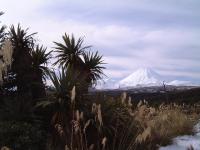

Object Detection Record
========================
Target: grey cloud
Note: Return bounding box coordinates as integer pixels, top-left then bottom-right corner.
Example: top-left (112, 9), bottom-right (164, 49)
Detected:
top-left (41, 0), bottom-right (200, 29)
top-left (1, 0), bottom-right (200, 82)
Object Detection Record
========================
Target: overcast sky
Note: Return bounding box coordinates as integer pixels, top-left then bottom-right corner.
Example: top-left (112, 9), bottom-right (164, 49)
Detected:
top-left (1, 0), bottom-right (200, 82)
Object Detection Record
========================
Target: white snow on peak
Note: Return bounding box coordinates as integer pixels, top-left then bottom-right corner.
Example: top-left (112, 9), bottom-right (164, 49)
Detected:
top-left (118, 68), bottom-right (163, 87)
top-left (95, 68), bottom-right (196, 90)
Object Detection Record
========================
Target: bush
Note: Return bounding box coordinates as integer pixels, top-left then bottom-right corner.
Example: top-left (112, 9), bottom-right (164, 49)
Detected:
top-left (49, 90), bottom-right (197, 150)
top-left (133, 102), bottom-right (195, 149)
top-left (0, 121), bottom-right (46, 150)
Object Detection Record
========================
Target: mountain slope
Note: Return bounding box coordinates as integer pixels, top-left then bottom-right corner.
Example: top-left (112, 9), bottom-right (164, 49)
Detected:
top-left (118, 68), bottom-right (163, 87)
top-left (96, 68), bottom-right (197, 89)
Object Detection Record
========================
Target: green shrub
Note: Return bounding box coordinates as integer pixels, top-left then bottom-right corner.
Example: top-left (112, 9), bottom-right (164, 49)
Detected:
top-left (0, 121), bottom-right (46, 150)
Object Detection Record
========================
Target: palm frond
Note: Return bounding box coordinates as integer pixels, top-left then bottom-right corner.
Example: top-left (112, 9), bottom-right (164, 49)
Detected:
top-left (0, 12), bottom-right (6, 49)
top-left (82, 51), bottom-right (106, 85)
top-left (53, 33), bottom-right (88, 68)
top-left (31, 45), bottom-right (52, 78)
top-left (9, 24), bottom-right (37, 51)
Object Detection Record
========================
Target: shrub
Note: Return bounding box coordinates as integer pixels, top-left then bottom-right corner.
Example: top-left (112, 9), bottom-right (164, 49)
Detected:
top-left (0, 121), bottom-right (46, 150)
top-left (133, 101), bottom-right (195, 149)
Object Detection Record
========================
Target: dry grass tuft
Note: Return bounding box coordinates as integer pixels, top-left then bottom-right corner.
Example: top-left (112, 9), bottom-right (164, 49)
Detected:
top-left (132, 100), bottom-right (195, 148)
top-left (0, 146), bottom-right (11, 150)
top-left (50, 91), bottom-right (198, 150)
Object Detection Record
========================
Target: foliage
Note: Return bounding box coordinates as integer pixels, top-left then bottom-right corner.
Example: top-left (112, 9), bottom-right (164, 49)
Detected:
top-left (31, 45), bottom-right (51, 79)
top-left (0, 11), bottom-right (6, 49)
top-left (0, 95), bottom-right (34, 122)
top-left (31, 45), bottom-right (52, 99)
top-left (53, 33), bottom-right (105, 90)
top-left (3, 25), bottom-right (51, 99)
top-left (0, 11), bottom-right (6, 87)
top-left (47, 88), bottom-right (197, 150)
top-left (8, 24), bottom-right (36, 94)
top-left (82, 51), bottom-right (105, 86)
top-left (129, 100), bottom-right (195, 149)
top-left (36, 67), bottom-right (88, 130)
top-left (47, 68), bottom-right (81, 98)
top-left (0, 121), bottom-right (46, 150)
top-left (0, 14), bottom-right (197, 150)
top-left (53, 33), bottom-right (90, 69)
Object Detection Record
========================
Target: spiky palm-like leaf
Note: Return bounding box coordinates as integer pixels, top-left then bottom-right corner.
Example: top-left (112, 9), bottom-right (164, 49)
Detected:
top-left (31, 45), bottom-right (52, 79)
top-left (9, 24), bottom-right (36, 52)
top-left (9, 24), bottom-right (36, 73)
top-left (47, 67), bottom-right (85, 99)
top-left (38, 67), bottom-right (87, 110)
top-left (0, 26), bottom-right (6, 49)
top-left (0, 11), bottom-right (6, 55)
top-left (53, 33), bottom-right (91, 68)
top-left (37, 68), bottom-right (85, 126)
top-left (30, 45), bottom-right (52, 99)
top-left (9, 24), bottom-right (37, 93)
top-left (82, 51), bottom-right (105, 86)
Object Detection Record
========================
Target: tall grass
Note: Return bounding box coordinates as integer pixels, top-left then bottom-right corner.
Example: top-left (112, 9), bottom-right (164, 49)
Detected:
top-left (48, 88), bottom-right (198, 150)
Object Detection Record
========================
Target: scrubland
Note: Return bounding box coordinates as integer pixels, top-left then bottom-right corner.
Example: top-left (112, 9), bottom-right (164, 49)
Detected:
top-left (42, 89), bottom-right (199, 150)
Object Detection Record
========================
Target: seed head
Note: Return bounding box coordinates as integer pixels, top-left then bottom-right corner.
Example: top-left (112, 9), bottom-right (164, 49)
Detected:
top-left (71, 86), bottom-right (76, 103)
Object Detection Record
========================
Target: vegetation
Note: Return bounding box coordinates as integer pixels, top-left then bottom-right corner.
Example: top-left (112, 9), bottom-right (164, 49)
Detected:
top-left (0, 12), bottom-right (6, 49)
top-left (31, 45), bottom-right (51, 99)
top-left (43, 89), bottom-right (198, 150)
top-left (0, 11), bottom-right (6, 85)
top-left (0, 11), bottom-right (200, 150)
top-left (0, 121), bottom-right (45, 150)
top-left (9, 25), bottom-right (35, 94)
top-left (54, 34), bottom-right (105, 92)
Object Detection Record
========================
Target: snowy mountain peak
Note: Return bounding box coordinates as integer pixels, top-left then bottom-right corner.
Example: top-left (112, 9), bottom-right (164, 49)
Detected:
top-left (95, 68), bottom-right (197, 90)
top-left (118, 68), bottom-right (163, 87)
top-left (129, 68), bottom-right (161, 78)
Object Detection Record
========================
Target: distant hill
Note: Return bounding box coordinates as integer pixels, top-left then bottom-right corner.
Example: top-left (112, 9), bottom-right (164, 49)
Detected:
top-left (118, 68), bottom-right (163, 87)
top-left (96, 68), bottom-right (198, 89)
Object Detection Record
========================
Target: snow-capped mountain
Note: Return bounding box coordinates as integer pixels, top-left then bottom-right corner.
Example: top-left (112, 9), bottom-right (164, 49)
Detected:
top-left (118, 68), bottom-right (163, 88)
top-left (96, 68), bottom-right (197, 90)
